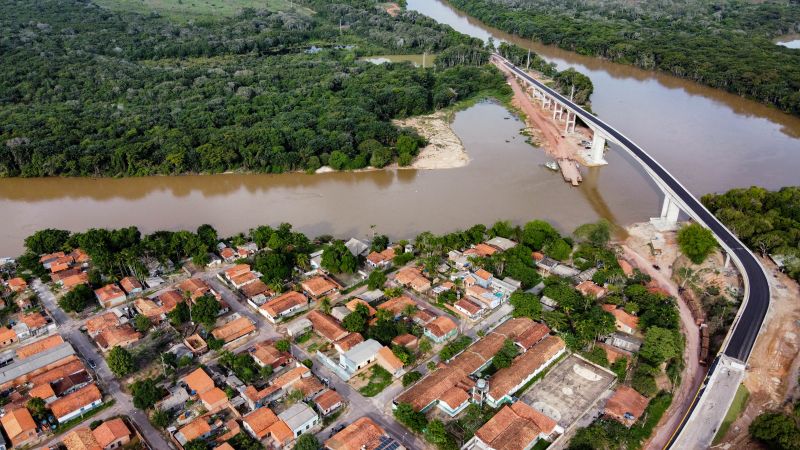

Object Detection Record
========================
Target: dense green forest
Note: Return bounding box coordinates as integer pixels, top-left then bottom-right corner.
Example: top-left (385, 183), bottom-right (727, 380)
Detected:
top-left (702, 186), bottom-right (800, 282)
top-left (0, 0), bottom-right (508, 176)
top-left (448, 0), bottom-right (800, 115)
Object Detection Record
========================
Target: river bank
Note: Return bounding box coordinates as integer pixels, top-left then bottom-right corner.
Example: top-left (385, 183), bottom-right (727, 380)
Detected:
top-left (395, 111), bottom-right (470, 170)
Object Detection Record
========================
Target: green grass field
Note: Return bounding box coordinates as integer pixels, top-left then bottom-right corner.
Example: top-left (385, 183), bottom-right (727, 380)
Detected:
top-left (94, 0), bottom-right (313, 21)
top-left (713, 384), bottom-right (750, 444)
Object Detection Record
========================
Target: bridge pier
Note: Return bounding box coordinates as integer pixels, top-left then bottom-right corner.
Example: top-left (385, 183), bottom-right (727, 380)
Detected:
top-left (650, 194), bottom-right (681, 230)
top-left (584, 132), bottom-right (608, 166)
top-left (553, 104), bottom-right (564, 121)
top-left (565, 111), bottom-right (576, 134)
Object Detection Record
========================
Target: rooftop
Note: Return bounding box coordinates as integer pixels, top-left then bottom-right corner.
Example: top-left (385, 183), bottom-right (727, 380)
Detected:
top-left (50, 383), bottom-right (102, 420)
top-left (16, 334), bottom-right (64, 360)
top-left (425, 316), bottom-right (458, 338)
top-left (488, 335), bottom-right (565, 401)
top-left (243, 407), bottom-right (279, 439)
top-left (324, 417), bottom-right (391, 450)
top-left (0, 407), bottom-right (36, 443)
top-left (605, 385), bottom-right (649, 426)
top-left (212, 316), bottom-right (255, 343)
top-left (301, 276), bottom-right (338, 297)
top-left (474, 402), bottom-right (557, 450)
top-left (314, 389), bottom-right (343, 411)
top-left (177, 416), bottom-right (211, 443)
top-left (260, 291), bottom-right (307, 317)
top-left (92, 418), bottom-right (130, 448)
top-left (307, 310), bottom-right (348, 342)
top-left (86, 312), bottom-right (119, 335)
top-left (94, 284), bottom-right (125, 303)
top-left (342, 339), bottom-right (383, 366)
top-left (63, 426), bottom-right (101, 450)
top-left (119, 276), bottom-right (143, 294)
top-left (182, 367), bottom-right (215, 395)
top-left (277, 402), bottom-right (318, 431)
top-left (335, 332), bottom-right (364, 352)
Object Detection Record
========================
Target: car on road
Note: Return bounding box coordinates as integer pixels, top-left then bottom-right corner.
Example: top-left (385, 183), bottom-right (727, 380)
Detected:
top-left (88, 359), bottom-right (97, 369)
top-left (330, 423), bottom-right (346, 437)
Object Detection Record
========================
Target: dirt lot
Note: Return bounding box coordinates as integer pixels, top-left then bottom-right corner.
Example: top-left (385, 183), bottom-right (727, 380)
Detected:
top-left (716, 259), bottom-right (800, 448)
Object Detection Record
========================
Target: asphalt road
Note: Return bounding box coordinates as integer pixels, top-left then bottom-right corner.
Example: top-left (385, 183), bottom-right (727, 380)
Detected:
top-left (494, 55), bottom-right (770, 363)
top-left (493, 55), bottom-right (771, 449)
top-left (33, 279), bottom-right (172, 450)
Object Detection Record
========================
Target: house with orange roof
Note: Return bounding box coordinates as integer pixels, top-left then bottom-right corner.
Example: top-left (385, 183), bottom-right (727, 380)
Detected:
top-left (119, 277), bottom-right (143, 296)
top-left (324, 417), bottom-right (402, 450)
top-left (464, 243), bottom-right (498, 258)
top-left (453, 298), bottom-right (484, 321)
top-left (376, 346), bottom-right (405, 377)
top-left (220, 247), bottom-right (236, 262)
top-left (394, 318), bottom-right (542, 415)
top-left (345, 299), bottom-right (376, 317)
top-left (179, 278), bottom-right (218, 301)
top-left (95, 324), bottom-right (142, 351)
top-left (7, 277), bottom-right (27, 292)
top-left (70, 248), bottom-right (90, 264)
top-left (223, 264), bottom-right (251, 281)
top-left (242, 385), bottom-right (282, 411)
top-left (251, 340), bottom-right (293, 369)
top-left (466, 284), bottom-right (500, 310)
top-left (91, 417), bottom-right (131, 449)
top-left (29, 382), bottom-right (57, 403)
top-left (465, 268), bottom-right (493, 289)
top-left (230, 272), bottom-right (259, 289)
top-left (16, 334), bottom-right (64, 360)
top-left (301, 276), bottom-right (339, 300)
top-left (182, 367), bottom-right (215, 396)
top-left (465, 401), bottom-right (560, 450)
top-left (294, 376), bottom-right (325, 400)
top-left (63, 426), bottom-right (101, 450)
top-left (240, 280), bottom-right (272, 304)
top-left (94, 284), bottom-right (126, 308)
top-left (307, 310), bottom-right (348, 342)
top-left (0, 326), bottom-right (17, 347)
top-left (376, 295), bottom-right (416, 319)
top-left (242, 406), bottom-right (280, 440)
top-left (393, 267), bottom-right (431, 293)
top-left (211, 316), bottom-right (256, 345)
top-left (314, 389), bottom-right (344, 416)
top-left (271, 365), bottom-right (312, 394)
top-left (61, 272), bottom-right (89, 290)
top-left (366, 247), bottom-right (395, 269)
top-left (391, 334), bottom-right (419, 351)
top-left (617, 258), bottom-right (634, 277)
top-left (198, 387), bottom-right (229, 413)
top-left (158, 290), bottom-right (183, 313)
top-left (175, 416), bottom-right (212, 446)
top-left (334, 333), bottom-right (364, 353)
top-left (184, 334), bottom-right (208, 355)
top-left (423, 316), bottom-right (458, 343)
top-left (485, 335), bottom-right (566, 407)
top-left (86, 312), bottom-right (120, 337)
top-left (0, 407), bottom-right (37, 448)
top-left (19, 311), bottom-right (49, 337)
top-left (40, 252), bottom-right (66, 268)
top-left (133, 298), bottom-right (165, 323)
top-left (50, 383), bottom-right (103, 423)
top-left (576, 280), bottom-right (607, 299)
top-left (51, 268), bottom-right (82, 283)
top-left (259, 291), bottom-right (308, 323)
top-left (601, 304), bottom-right (639, 335)
top-left (604, 385), bottom-right (650, 427)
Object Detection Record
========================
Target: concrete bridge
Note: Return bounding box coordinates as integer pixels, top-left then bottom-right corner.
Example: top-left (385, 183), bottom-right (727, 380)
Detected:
top-left (492, 54), bottom-right (771, 449)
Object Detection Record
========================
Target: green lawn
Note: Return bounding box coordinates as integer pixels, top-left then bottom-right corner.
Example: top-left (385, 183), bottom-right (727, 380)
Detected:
top-left (358, 365), bottom-right (393, 397)
top-left (713, 384), bottom-right (750, 444)
top-left (94, 0), bottom-right (313, 21)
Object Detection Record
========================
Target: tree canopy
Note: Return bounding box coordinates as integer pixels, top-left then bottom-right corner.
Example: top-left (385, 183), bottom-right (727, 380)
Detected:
top-left (677, 223), bottom-right (717, 264)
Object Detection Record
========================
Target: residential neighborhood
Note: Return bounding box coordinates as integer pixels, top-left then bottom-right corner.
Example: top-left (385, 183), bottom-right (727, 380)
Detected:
top-left (0, 219), bottom-right (680, 450)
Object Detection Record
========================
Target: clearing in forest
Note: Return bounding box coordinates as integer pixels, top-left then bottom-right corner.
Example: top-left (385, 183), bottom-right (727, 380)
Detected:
top-left (94, 0), bottom-right (314, 21)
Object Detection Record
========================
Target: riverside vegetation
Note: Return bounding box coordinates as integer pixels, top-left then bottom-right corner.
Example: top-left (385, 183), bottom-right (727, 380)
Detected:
top-left (0, 0), bottom-right (595, 178)
top-left (447, 0), bottom-right (800, 116)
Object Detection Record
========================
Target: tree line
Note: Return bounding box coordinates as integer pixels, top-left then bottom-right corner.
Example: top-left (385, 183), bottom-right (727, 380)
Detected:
top-left (449, 0), bottom-right (800, 116)
top-left (0, 0), bottom-right (507, 177)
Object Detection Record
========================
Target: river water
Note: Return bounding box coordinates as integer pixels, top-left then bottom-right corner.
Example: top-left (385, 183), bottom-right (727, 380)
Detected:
top-left (1, 0), bottom-right (799, 256)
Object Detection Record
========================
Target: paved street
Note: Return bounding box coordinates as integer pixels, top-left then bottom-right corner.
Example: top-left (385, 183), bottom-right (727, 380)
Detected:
top-left (33, 279), bottom-right (173, 450)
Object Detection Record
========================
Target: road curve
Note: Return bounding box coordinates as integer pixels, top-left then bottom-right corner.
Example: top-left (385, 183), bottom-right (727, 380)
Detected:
top-left (492, 54), bottom-right (770, 363)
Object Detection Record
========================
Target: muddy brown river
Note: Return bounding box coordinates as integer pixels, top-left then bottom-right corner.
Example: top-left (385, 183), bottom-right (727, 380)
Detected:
top-left (1, 0), bottom-right (799, 256)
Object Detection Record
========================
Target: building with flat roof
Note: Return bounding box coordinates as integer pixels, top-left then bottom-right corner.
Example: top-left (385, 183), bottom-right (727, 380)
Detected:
top-left (278, 402), bottom-right (319, 439)
top-left (339, 339), bottom-right (383, 374)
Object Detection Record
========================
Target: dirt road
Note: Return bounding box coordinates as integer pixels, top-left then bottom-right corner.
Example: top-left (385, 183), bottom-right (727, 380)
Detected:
top-left (716, 259), bottom-right (800, 448)
top-left (620, 245), bottom-right (704, 450)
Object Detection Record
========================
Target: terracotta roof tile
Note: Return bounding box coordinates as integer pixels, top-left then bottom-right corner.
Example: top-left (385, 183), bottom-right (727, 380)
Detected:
top-left (605, 385), bottom-right (649, 426)
top-left (301, 276), bottom-right (338, 297)
top-left (91, 418), bottom-right (130, 448)
top-left (324, 417), bottom-right (387, 450)
top-left (335, 333), bottom-right (364, 352)
top-left (16, 334), bottom-right (64, 359)
top-left (260, 291), bottom-right (307, 318)
top-left (212, 316), bottom-right (255, 343)
top-left (62, 426), bottom-right (101, 450)
top-left (314, 389), bottom-right (343, 411)
top-left (307, 310), bottom-right (348, 341)
top-left (243, 407), bottom-right (278, 439)
top-left (178, 417), bottom-right (211, 442)
top-left (602, 304), bottom-right (639, 331)
top-left (29, 382), bottom-right (56, 400)
top-left (182, 368), bottom-right (215, 395)
top-left (50, 384), bottom-right (102, 420)
top-left (0, 407), bottom-right (36, 444)
top-left (425, 316), bottom-right (457, 338)
top-left (488, 335), bottom-right (565, 401)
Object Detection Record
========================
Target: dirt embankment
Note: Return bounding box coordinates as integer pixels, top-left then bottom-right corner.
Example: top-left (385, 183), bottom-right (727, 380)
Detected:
top-left (394, 111), bottom-right (470, 170)
top-left (717, 259), bottom-right (800, 449)
top-left (384, 2), bottom-right (401, 17)
top-left (491, 59), bottom-right (592, 161)
top-left (622, 222), bottom-right (705, 450)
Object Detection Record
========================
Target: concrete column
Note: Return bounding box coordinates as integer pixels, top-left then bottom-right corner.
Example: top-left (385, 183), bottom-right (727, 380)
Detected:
top-left (660, 195), bottom-right (680, 224)
top-left (553, 104), bottom-right (564, 121)
top-left (586, 132), bottom-right (607, 165)
top-left (724, 252), bottom-right (731, 268)
top-left (565, 111), bottom-right (576, 134)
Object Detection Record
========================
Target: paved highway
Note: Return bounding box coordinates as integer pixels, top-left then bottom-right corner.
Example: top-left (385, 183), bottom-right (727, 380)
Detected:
top-left (493, 54), bottom-right (771, 448)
